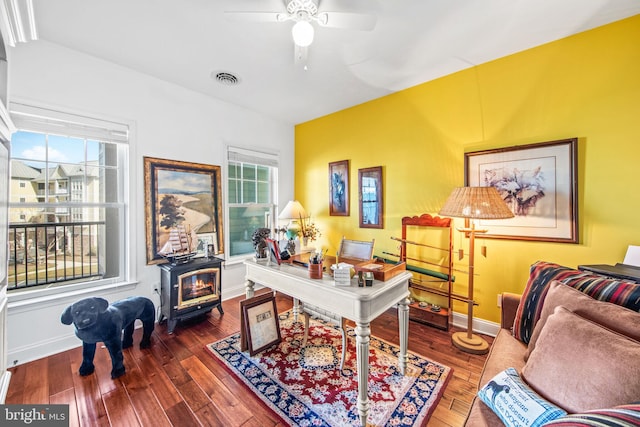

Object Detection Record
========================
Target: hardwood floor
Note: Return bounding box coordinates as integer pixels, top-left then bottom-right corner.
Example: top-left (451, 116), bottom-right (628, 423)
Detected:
top-left (6, 291), bottom-right (491, 426)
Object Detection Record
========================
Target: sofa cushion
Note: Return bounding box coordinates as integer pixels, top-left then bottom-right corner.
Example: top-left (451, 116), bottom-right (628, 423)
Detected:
top-left (478, 328), bottom-right (527, 388)
top-left (526, 281), bottom-right (640, 360)
top-left (541, 403), bottom-right (640, 426)
top-left (512, 261), bottom-right (640, 344)
top-left (522, 306), bottom-right (640, 413)
top-left (477, 367), bottom-right (566, 427)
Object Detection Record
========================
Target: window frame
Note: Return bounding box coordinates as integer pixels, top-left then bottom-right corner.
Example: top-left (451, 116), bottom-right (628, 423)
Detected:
top-left (225, 146), bottom-right (279, 262)
top-left (6, 102), bottom-right (135, 299)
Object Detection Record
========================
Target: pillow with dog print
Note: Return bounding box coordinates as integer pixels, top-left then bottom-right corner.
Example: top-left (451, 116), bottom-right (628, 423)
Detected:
top-left (477, 368), bottom-right (566, 427)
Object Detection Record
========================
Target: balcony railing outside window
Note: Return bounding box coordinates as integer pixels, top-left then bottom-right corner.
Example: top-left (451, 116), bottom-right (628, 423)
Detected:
top-left (8, 221), bottom-right (105, 290)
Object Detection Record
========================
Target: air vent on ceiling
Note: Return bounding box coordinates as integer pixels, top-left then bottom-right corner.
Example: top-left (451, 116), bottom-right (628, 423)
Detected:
top-left (212, 71), bottom-right (240, 86)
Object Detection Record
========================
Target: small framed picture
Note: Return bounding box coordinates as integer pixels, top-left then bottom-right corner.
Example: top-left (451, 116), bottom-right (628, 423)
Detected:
top-left (195, 233), bottom-right (216, 258)
top-left (241, 293), bottom-right (281, 356)
top-left (329, 160), bottom-right (350, 216)
top-left (358, 166), bottom-right (383, 229)
top-left (265, 238), bottom-right (281, 265)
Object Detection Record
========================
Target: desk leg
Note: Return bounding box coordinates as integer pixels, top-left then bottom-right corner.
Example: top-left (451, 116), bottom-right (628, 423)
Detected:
top-left (355, 322), bottom-right (370, 427)
top-left (245, 279), bottom-right (255, 298)
top-left (397, 297), bottom-right (410, 375)
top-left (293, 298), bottom-right (301, 321)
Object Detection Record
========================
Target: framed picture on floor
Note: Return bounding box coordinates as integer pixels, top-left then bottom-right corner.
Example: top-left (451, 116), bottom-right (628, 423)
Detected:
top-left (241, 293), bottom-right (281, 356)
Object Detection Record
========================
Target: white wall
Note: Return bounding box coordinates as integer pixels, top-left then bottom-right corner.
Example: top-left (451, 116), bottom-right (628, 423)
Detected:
top-left (5, 40), bottom-right (295, 365)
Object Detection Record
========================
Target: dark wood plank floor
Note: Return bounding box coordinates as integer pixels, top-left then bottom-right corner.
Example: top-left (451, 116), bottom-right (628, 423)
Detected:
top-left (6, 290), bottom-right (491, 426)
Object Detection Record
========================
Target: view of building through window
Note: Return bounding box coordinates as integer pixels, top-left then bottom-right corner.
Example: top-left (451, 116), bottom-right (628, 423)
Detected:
top-left (7, 118), bottom-right (128, 291)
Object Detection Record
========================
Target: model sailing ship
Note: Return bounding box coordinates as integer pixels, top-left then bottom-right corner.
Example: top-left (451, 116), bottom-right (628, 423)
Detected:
top-left (158, 224), bottom-right (198, 264)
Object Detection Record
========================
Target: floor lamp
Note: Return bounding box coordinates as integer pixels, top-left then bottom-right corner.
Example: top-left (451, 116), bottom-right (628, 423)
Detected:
top-left (439, 187), bottom-right (514, 354)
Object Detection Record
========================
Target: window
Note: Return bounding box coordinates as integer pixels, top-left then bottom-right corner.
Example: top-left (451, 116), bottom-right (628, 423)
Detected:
top-left (227, 147), bottom-right (278, 257)
top-left (7, 103), bottom-right (129, 292)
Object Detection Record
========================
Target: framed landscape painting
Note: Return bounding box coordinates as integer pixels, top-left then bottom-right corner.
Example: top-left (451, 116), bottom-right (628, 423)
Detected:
top-left (144, 157), bottom-right (224, 264)
top-left (465, 138), bottom-right (578, 243)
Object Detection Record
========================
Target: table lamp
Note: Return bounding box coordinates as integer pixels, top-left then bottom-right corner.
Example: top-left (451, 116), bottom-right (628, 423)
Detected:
top-left (439, 186), bottom-right (514, 354)
top-left (278, 200), bottom-right (308, 240)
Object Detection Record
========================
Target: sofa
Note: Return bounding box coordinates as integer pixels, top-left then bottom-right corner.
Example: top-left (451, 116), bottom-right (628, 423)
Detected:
top-left (464, 261), bottom-right (640, 427)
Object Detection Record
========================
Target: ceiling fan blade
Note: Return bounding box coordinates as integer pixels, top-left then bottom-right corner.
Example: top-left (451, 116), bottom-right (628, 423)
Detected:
top-left (316, 12), bottom-right (376, 30)
top-left (224, 11), bottom-right (290, 23)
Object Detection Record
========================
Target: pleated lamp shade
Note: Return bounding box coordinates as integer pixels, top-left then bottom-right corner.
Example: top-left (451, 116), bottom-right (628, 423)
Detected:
top-left (439, 187), bottom-right (514, 220)
top-left (278, 200), bottom-right (308, 240)
top-left (278, 200), bottom-right (308, 220)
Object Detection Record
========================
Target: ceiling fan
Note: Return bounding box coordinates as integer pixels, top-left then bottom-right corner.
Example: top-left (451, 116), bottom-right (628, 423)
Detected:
top-left (225, 0), bottom-right (376, 65)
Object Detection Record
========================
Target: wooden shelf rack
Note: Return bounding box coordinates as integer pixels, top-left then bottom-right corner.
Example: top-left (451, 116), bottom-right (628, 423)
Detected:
top-left (397, 214), bottom-right (454, 330)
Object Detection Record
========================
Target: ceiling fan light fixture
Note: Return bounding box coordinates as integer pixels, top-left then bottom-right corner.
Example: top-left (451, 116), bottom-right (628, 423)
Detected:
top-left (292, 20), bottom-right (314, 47)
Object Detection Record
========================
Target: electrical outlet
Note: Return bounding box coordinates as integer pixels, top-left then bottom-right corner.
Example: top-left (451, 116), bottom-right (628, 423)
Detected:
top-left (497, 294), bottom-right (502, 308)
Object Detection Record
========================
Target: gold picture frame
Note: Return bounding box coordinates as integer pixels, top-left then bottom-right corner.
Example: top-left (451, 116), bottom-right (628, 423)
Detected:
top-left (144, 157), bottom-right (224, 264)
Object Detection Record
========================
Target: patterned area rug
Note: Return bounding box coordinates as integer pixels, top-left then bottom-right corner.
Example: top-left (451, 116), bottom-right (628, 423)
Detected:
top-left (206, 310), bottom-right (452, 426)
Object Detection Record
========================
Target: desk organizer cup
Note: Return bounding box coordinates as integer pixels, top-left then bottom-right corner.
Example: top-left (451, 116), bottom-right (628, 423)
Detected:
top-left (309, 262), bottom-right (323, 279)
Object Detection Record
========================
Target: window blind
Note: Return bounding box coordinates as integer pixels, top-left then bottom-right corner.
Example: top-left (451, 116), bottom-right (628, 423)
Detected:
top-left (227, 146), bottom-right (278, 167)
top-left (10, 102), bottom-right (129, 144)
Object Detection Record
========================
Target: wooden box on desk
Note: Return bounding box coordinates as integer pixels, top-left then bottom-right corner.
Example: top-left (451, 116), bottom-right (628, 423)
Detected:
top-left (354, 261), bottom-right (407, 281)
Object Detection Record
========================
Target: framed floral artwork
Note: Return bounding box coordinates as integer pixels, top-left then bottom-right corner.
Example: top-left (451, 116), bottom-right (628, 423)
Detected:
top-left (329, 160), bottom-right (349, 216)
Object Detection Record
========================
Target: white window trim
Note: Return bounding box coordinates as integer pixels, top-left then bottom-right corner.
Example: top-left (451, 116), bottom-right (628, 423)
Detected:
top-left (224, 144), bottom-right (280, 264)
top-left (6, 100), bottom-right (137, 303)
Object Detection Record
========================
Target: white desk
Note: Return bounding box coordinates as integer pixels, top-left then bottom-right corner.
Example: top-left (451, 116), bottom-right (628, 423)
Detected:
top-left (244, 259), bottom-right (412, 426)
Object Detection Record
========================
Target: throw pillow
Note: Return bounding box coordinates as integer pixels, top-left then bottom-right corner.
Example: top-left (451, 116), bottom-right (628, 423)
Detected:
top-left (477, 367), bottom-right (566, 427)
top-left (542, 403), bottom-right (640, 426)
top-left (512, 261), bottom-right (640, 344)
top-left (525, 281), bottom-right (640, 360)
top-left (522, 307), bottom-right (640, 413)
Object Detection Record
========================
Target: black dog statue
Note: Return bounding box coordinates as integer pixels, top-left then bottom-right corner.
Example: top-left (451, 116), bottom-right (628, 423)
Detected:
top-left (61, 296), bottom-right (155, 379)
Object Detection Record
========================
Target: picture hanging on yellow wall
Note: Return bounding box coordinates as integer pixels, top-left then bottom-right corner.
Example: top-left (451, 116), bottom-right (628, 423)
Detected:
top-left (358, 166), bottom-right (383, 229)
top-left (465, 138), bottom-right (578, 243)
top-left (329, 160), bottom-right (350, 216)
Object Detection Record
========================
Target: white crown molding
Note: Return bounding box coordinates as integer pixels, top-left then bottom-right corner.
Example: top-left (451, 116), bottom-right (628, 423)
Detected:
top-left (0, 0), bottom-right (37, 47)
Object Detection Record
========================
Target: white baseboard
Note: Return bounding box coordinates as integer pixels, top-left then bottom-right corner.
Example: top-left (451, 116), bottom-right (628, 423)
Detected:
top-left (8, 334), bottom-right (81, 368)
top-left (451, 312), bottom-right (500, 337)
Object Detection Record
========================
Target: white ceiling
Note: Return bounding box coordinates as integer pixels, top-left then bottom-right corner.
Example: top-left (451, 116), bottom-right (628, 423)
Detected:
top-left (30, 0), bottom-right (640, 125)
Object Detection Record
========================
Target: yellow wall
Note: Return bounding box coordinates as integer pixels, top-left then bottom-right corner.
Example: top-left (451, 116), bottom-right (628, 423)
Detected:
top-left (294, 15), bottom-right (640, 323)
